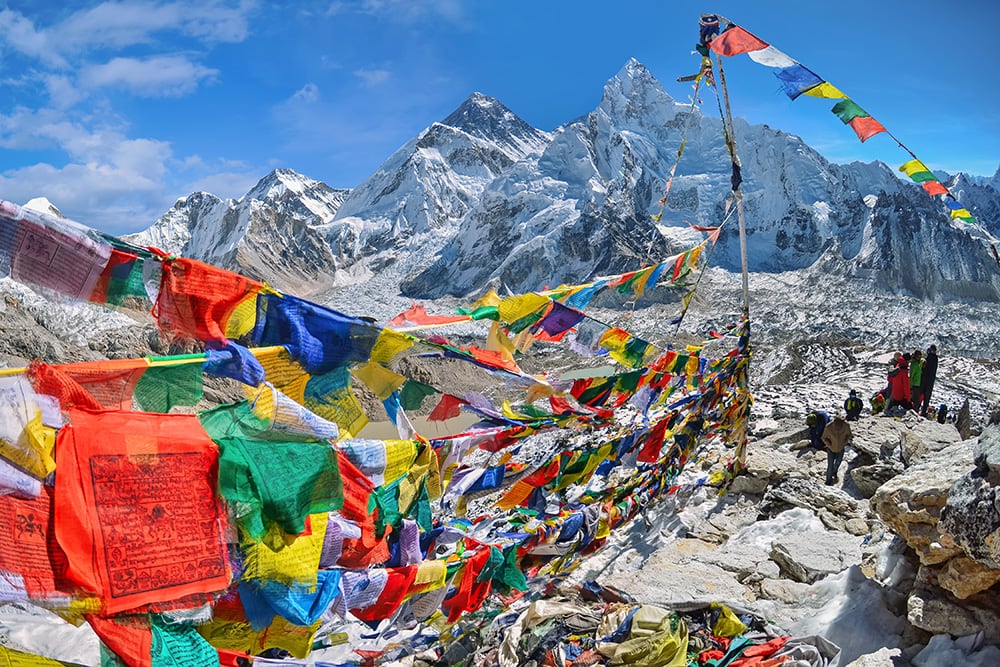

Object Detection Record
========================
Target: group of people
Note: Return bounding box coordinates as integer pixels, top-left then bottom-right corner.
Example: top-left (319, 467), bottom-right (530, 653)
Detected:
top-left (872, 344), bottom-right (939, 418)
top-left (801, 344), bottom-right (943, 486)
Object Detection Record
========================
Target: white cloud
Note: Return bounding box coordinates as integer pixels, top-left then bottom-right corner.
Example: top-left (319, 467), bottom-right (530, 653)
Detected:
top-left (354, 68), bottom-right (390, 87)
top-left (0, 9), bottom-right (66, 67)
top-left (42, 74), bottom-right (88, 109)
top-left (292, 83), bottom-right (320, 103)
top-left (50, 1), bottom-right (251, 55)
top-left (80, 55), bottom-right (219, 97)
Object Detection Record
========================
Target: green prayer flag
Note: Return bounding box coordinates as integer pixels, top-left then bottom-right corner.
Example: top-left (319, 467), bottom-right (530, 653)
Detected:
top-left (200, 401), bottom-right (343, 538)
top-left (831, 99), bottom-right (869, 124)
top-left (134, 363), bottom-right (204, 413)
top-left (399, 380), bottom-right (440, 411)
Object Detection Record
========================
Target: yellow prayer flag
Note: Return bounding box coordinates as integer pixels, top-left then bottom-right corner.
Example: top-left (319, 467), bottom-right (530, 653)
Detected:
top-left (469, 289), bottom-right (502, 310)
top-left (398, 443), bottom-right (441, 509)
top-left (369, 328), bottom-right (414, 364)
top-left (801, 82), bottom-right (847, 99)
top-left (412, 560), bottom-right (447, 594)
top-left (0, 645), bottom-right (78, 666)
top-left (383, 439), bottom-right (419, 487)
top-left (354, 362), bottom-right (406, 401)
top-left (0, 413), bottom-right (56, 479)
top-left (254, 348), bottom-right (308, 388)
top-left (199, 616), bottom-right (320, 660)
top-left (899, 159), bottom-right (932, 178)
top-left (241, 512), bottom-right (329, 585)
top-left (224, 291), bottom-right (259, 340)
top-left (497, 293), bottom-right (550, 323)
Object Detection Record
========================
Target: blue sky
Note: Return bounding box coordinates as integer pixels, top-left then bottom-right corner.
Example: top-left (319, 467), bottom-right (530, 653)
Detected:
top-left (0, 1), bottom-right (997, 234)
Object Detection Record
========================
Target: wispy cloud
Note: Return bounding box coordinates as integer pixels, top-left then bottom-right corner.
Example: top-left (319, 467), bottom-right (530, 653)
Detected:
top-left (292, 83), bottom-right (320, 103)
top-left (80, 55), bottom-right (219, 97)
top-left (2, 2), bottom-right (252, 65)
top-left (354, 68), bottom-right (390, 87)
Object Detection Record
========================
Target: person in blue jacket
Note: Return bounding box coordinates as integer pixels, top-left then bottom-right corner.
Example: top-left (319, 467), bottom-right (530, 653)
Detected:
top-left (805, 410), bottom-right (829, 449)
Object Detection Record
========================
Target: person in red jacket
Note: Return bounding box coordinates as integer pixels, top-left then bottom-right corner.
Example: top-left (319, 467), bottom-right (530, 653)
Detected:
top-left (887, 354), bottom-right (910, 415)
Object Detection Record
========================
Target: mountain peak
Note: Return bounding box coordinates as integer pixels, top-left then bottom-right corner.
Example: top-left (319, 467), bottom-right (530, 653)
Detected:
top-left (243, 168), bottom-right (315, 202)
top-left (597, 58), bottom-right (680, 125)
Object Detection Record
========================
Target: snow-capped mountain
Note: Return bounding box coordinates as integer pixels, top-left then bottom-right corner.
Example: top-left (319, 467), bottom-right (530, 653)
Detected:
top-left (121, 58), bottom-right (1000, 333)
top-left (127, 169), bottom-right (350, 295)
top-left (403, 59), bottom-right (1000, 302)
top-left (317, 92), bottom-right (551, 288)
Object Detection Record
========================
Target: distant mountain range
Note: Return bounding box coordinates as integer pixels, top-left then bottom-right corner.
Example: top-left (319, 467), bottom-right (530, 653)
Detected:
top-left (129, 59), bottom-right (1000, 312)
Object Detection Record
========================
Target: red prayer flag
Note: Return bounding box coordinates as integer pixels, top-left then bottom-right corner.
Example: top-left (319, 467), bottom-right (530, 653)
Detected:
top-left (87, 615), bottom-right (152, 667)
top-left (389, 304), bottom-right (469, 327)
top-left (709, 26), bottom-right (769, 56)
top-left (922, 181), bottom-right (949, 196)
top-left (428, 394), bottom-right (466, 422)
top-left (350, 566), bottom-right (419, 622)
top-left (154, 257), bottom-right (261, 342)
top-left (0, 487), bottom-right (77, 601)
top-left (637, 418), bottom-right (670, 464)
top-left (55, 410), bottom-right (231, 614)
top-left (847, 116), bottom-right (887, 142)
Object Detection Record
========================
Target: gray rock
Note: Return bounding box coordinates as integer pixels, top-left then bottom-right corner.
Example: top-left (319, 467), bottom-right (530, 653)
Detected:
top-left (872, 441), bottom-right (976, 565)
top-left (758, 577), bottom-right (811, 604)
top-left (850, 462), bottom-right (905, 498)
top-left (938, 426), bottom-right (1000, 569)
top-left (907, 583), bottom-right (1000, 642)
top-left (770, 531), bottom-right (862, 583)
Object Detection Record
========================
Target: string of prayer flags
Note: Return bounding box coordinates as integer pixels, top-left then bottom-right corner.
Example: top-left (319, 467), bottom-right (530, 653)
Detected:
top-left (54, 409), bottom-right (231, 615)
top-left (703, 18), bottom-right (977, 224)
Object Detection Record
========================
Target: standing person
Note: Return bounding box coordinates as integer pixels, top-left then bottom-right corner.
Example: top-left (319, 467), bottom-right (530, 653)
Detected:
top-left (920, 345), bottom-right (939, 417)
top-left (887, 354), bottom-right (910, 415)
top-left (821, 413), bottom-right (852, 486)
top-left (844, 390), bottom-right (863, 421)
top-left (805, 410), bottom-right (829, 449)
top-left (909, 349), bottom-right (924, 412)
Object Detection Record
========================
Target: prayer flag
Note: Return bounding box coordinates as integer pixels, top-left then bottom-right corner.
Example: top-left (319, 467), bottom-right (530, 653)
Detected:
top-left (55, 410), bottom-right (231, 614)
top-left (773, 65), bottom-right (825, 99)
top-left (155, 257), bottom-right (261, 343)
top-left (746, 44), bottom-right (796, 68)
top-left (252, 293), bottom-right (378, 375)
top-left (899, 159), bottom-right (936, 183)
top-left (199, 401), bottom-right (344, 539)
top-left (709, 26), bottom-right (768, 56)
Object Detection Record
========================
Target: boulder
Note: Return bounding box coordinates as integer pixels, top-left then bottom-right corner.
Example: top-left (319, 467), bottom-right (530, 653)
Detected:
top-left (769, 531), bottom-right (862, 584)
top-left (938, 426), bottom-right (1000, 569)
top-left (729, 445), bottom-right (802, 496)
top-left (843, 647), bottom-right (904, 667)
top-left (871, 441), bottom-right (974, 565)
top-left (762, 477), bottom-right (865, 523)
top-left (850, 462), bottom-right (904, 498)
top-left (907, 583), bottom-right (1000, 642)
